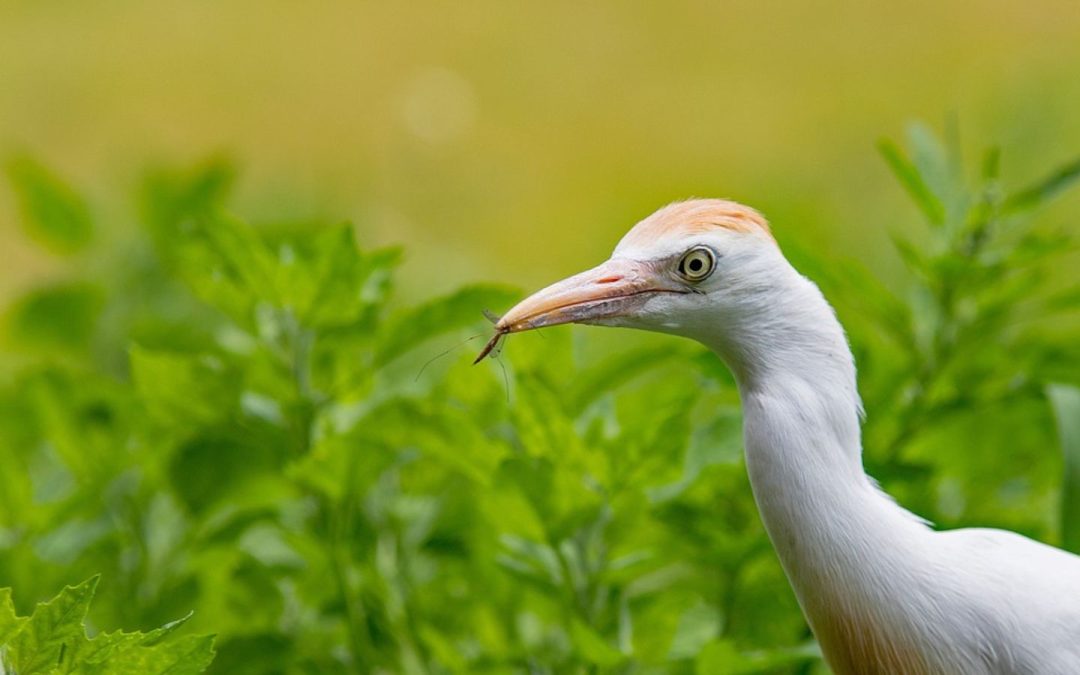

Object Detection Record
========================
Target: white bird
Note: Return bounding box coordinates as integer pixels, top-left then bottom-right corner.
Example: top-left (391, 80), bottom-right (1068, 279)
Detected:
top-left (479, 200), bottom-right (1080, 674)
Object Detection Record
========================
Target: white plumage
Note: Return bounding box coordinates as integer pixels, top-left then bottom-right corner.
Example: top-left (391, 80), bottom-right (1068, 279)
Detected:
top-left (484, 199), bottom-right (1080, 674)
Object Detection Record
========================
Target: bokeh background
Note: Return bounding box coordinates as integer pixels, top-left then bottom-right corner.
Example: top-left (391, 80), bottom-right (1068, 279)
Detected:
top-left (2, 2), bottom-right (1080, 674)
top-left (4, 0), bottom-right (1080, 302)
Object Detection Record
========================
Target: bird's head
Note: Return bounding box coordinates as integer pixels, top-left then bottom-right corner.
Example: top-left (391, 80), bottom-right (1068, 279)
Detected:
top-left (486, 199), bottom-right (787, 358)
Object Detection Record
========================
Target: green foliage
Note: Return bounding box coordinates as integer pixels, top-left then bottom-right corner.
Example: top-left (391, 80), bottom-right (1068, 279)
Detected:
top-left (1048, 384), bottom-right (1080, 553)
top-left (6, 156), bottom-right (93, 255)
top-left (0, 127), bottom-right (1077, 674)
top-left (0, 576), bottom-right (215, 674)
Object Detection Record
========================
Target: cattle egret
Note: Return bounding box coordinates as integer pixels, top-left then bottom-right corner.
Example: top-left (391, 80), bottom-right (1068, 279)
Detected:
top-left (479, 200), bottom-right (1080, 674)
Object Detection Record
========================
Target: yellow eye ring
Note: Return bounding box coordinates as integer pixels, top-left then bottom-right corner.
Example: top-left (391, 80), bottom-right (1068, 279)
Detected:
top-left (677, 247), bottom-right (715, 281)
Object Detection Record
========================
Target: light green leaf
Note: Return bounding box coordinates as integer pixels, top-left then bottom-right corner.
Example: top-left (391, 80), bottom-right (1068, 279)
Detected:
top-left (1, 587), bottom-right (28, 647)
top-left (101, 633), bottom-right (216, 675)
top-left (268, 224), bottom-right (401, 329)
top-left (167, 212), bottom-right (275, 326)
top-left (906, 122), bottom-right (953, 208)
top-left (1048, 383), bottom-right (1080, 553)
top-left (8, 576), bottom-right (98, 674)
top-left (6, 156), bottom-right (93, 254)
top-left (878, 139), bottom-right (945, 226)
top-left (62, 612), bottom-right (193, 671)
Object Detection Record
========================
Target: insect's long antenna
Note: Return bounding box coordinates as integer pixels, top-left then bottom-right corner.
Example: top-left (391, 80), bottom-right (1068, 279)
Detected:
top-left (495, 350), bottom-right (511, 403)
top-left (415, 334), bottom-right (484, 381)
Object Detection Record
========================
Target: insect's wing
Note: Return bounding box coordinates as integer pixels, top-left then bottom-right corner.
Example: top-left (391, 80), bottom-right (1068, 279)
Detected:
top-left (490, 334), bottom-right (506, 358)
top-left (473, 331), bottom-right (506, 364)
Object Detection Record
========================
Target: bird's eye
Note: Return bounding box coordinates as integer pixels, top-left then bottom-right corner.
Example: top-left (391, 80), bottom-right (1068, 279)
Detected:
top-left (677, 247), bottom-right (716, 281)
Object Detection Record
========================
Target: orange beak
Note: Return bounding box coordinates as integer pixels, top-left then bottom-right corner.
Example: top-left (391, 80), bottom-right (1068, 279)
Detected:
top-left (474, 257), bottom-right (686, 363)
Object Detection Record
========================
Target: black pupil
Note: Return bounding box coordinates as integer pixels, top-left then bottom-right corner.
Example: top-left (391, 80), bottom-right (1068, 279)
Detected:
top-left (689, 258), bottom-right (703, 272)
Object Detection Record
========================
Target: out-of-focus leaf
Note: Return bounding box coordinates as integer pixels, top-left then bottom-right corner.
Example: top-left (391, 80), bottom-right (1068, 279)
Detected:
top-left (696, 639), bottom-right (820, 674)
top-left (269, 224), bottom-right (402, 329)
top-left (1003, 155), bottom-right (1080, 214)
top-left (361, 398), bottom-right (506, 484)
top-left (1047, 383), bottom-right (1080, 553)
top-left (878, 139), bottom-right (945, 226)
top-left (130, 345), bottom-right (239, 428)
top-left (7, 576), bottom-right (98, 674)
top-left (906, 122), bottom-right (953, 211)
top-left (374, 284), bottom-right (520, 366)
top-left (163, 212), bottom-right (276, 326)
top-left (569, 618), bottom-right (624, 667)
top-left (668, 600), bottom-right (719, 659)
top-left (6, 155), bottom-right (93, 254)
top-left (5, 282), bottom-right (103, 352)
top-left (140, 156), bottom-right (236, 239)
top-left (569, 344), bottom-right (688, 410)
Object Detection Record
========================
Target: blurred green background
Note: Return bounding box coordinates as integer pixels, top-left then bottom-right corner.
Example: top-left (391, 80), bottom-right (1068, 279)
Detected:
top-left (2, 2), bottom-right (1080, 674)
top-left (4, 0), bottom-right (1080, 301)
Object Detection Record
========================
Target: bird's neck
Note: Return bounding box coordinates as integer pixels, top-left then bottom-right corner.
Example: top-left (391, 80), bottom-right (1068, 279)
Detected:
top-left (704, 268), bottom-right (933, 668)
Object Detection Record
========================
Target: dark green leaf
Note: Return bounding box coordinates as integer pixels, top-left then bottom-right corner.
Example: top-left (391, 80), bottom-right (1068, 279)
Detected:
top-left (5, 282), bottom-right (103, 352)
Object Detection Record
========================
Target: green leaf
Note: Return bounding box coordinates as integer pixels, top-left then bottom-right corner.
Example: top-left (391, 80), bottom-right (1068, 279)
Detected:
top-left (140, 157), bottom-right (235, 239)
top-left (130, 345), bottom-right (239, 428)
top-left (166, 212), bottom-right (276, 326)
top-left (697, 639), bottom-right (820, 674)
top-left (878, 139), bottom-right (945, 226)
top-left (99, 633), bottom-right (216, 675)
top-left (1003, 155), bottom-right (1080, 214)
top-left (5, 281), bottom-right (104, 353)
top-left (374, 284), bottom-right (520, 367)
top-left (1047, 383), bottom-right (1080, 554)
top-left (8, 576), bottom-right (98, 674)
top-left (62, 612), bottom-right (193, 670)
top-left (1, 587), bottom-right (28, 647)
top-left (6, 156), bottom-right (93, 254)
top-left (569, 344), bottom-right (688, 410)
top-left (270, 224), bottom-right (401, 328)
top-left (361, 398), bottom-right (507, 484)
top-left (905, 122), bottom-right (953, 207)
top-left (569, 618), bottom-right (624, 667)
top-left (1, 579), bottom-right (214, 674)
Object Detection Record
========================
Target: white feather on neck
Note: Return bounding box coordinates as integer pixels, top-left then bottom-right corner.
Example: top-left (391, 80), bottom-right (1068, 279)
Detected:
top-left (700, 259), bottom-right (960, 673)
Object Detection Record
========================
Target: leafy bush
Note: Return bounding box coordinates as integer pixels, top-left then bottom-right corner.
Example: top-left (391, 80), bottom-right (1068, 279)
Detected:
top-left (1, 576), bottom-right (214, 674)
top-left (1, 125), bottom-right (1078, 674)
